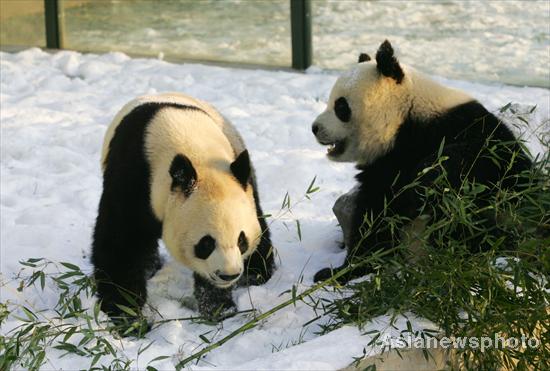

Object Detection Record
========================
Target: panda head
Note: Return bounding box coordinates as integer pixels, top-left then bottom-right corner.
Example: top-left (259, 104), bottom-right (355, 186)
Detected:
top-left (162, 150), bottom-right (262, 288)
top-left (311, 40), bottom-right (411, 165)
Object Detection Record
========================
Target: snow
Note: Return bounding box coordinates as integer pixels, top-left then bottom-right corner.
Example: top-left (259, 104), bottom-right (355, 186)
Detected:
top-left (54, 0), bottom-right (550, 87)
top-left (313, 0), bottom-right (550, 87)
top-left (1, 48), bottom-right (548, 370)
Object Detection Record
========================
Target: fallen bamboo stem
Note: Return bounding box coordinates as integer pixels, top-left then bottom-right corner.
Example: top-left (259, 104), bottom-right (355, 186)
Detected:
top-left (175, 247), bottom-right (397, 369)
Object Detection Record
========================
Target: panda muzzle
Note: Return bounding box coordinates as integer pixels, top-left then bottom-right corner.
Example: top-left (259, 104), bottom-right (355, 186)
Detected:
top-left (217, 272), bottom-right (241, 281)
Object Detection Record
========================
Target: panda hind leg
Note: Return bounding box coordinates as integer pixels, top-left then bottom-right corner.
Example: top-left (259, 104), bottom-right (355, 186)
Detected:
top-left (92, 202), bottom-right (161, 337)
top-left (93, 260), bottom-right (152, 338)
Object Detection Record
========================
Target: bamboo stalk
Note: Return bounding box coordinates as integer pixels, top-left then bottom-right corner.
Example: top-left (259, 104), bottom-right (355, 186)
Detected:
top-left (175, 248), bottom-right (397, 369)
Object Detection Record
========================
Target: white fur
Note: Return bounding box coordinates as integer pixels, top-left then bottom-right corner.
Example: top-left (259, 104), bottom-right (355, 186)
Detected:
top-left (313, 61), bottom-right (472, 165)
top-left (103, 93), bottom-right (260, 287)
top-left (101, 92), bottom-right (246, 170)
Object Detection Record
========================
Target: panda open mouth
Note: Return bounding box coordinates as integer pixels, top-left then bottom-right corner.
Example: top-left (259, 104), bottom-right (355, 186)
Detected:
top-left (209, 274), bottom-right (237, 288)
top-left (324, 139), bottom-right (346, 157)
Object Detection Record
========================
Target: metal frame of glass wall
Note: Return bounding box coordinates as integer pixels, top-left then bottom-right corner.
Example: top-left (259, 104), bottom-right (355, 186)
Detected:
top-left (43, 0), bottom-right (311, 70)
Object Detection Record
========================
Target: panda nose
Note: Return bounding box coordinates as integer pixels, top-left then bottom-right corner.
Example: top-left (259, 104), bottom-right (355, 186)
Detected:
top-left (312, 123), bottom-right (320, 135)
top-left (217, 272), bottom-right (241, 281)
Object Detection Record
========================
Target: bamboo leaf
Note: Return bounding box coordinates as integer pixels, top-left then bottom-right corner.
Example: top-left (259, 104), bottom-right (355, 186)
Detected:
top-left (60, 262), bottom-right (81, 271)
top-left (296, 220), bottom-right (302, 241)
top-left (115, 304), bottom-right (137, 317)
top-left (149, 355), bottom-right (170, 364)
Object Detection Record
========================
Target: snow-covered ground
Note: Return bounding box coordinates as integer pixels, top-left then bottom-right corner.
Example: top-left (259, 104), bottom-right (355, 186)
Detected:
top-left (1, 49), bottom-right (548, 369)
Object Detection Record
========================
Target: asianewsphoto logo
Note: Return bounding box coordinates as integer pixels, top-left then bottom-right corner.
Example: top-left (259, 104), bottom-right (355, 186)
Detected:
top-left (378, 333), bottom-right (541, 352)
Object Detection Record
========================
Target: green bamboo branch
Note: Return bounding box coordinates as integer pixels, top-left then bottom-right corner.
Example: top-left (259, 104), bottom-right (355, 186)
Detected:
top-left (175, 247), bottom-right (397, 369)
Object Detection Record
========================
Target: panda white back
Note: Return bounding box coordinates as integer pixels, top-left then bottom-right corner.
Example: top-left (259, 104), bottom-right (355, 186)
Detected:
top-left (101, 93), bottom-right (246, 170)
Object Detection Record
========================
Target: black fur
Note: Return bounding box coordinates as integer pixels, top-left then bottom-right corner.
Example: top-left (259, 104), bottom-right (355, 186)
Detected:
top-left (358, 53), bottom-right (371, 63)
top-left (238, 231), bottom-right (248, 254)
top-left (194, 235), bottom-right (216, 260)
top-left (375, 40), bottom-right (404, 84)
top-left (240, 169), bottom-right (275, 286)
top-left (230, 150), bottom-right (251, 189)
top-left (92, 102), bottom-right (274, 331)
top-left (335, 97), bottom-right (351, 123)
top-left (194, 273), bottom-right (236, 320)
top-left (92, 103), bottom-right (168, 322)
top-left (314, 101), bottom-right (532, 283)
top-left (169, 154), bottom-right (197, 196)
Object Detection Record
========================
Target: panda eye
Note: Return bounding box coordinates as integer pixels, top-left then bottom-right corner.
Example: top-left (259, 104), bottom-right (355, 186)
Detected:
top-left (195, 235), bottom-right (216, 260)
top-left (238, 231), bottom-right (248, 254)
top-left (334, 97), bottom-right (351, 123)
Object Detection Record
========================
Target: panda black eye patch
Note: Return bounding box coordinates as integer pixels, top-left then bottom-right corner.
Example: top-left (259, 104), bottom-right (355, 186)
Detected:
top-left (195, 235), bottom-right (216, 260)
top-left (238, 231), bottom-right (248, 254)
top-left (334, 97), bottom-right (351, 122)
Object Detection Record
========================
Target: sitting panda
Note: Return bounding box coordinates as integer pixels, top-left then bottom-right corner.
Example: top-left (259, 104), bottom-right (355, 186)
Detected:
top-left (311, 40), bottom-right (532, 283)
top-left (92, 93), bottom-right (274, 330)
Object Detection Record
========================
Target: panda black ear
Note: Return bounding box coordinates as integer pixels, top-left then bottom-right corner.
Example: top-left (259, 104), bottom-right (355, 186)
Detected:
top-left (169, 154), bottom-right (197, 197)
top-left (375, 40), bottom-right (404, 83)
top-left (358, 53), bottom-right (371, 63)
top-left (230, 150), bottom-right (251, 189)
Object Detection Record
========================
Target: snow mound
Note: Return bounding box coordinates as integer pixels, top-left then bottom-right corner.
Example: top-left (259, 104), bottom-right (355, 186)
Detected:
top-left (1, 49), bottom-right (548, 369)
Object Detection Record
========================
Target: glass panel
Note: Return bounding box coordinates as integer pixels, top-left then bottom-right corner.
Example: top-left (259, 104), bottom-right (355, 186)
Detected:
top-left (0, 0), bottom-right (45, 47)
top-left (312, 1), bottom-right (549, 87)
top-left (60, 0), bottom-right (291, 66)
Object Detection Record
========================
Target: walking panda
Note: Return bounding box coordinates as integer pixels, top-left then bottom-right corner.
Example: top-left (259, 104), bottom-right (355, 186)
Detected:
top-left (311, 40), bottom-right (532, 283)
top-left (92, 93), bottom-right (274, 330)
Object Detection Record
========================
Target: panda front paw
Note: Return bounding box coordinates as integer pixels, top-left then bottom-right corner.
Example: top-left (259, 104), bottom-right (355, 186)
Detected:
top-left (314, 267), bottom-right (337, 283)
top-left (314, 266), bottom-right (353, 285)
top-left (196, 293), bottom-right (237, 322)
top-left (313, 264), bottom-right (370, 285)
top-left (199, 299), bottom-right (237, 322)
top-left (194, 273), bottom-right (237, 322)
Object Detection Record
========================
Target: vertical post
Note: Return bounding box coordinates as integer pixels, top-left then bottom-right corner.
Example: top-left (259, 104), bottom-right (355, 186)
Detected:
top-left (44, 0), bottom-right (61, 49)
top-left (290, 0), bottom-right (312, 70)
